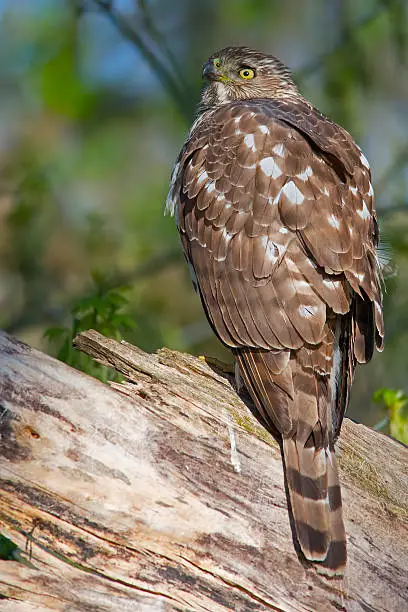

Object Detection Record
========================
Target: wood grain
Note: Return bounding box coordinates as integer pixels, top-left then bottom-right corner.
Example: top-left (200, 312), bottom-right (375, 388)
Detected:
top-left (0, 329), bottom-right (406, 611)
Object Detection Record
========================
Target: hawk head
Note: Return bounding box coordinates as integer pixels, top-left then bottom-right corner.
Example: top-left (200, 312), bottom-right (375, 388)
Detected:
top-left (200, 46), bottom-right (297, 111)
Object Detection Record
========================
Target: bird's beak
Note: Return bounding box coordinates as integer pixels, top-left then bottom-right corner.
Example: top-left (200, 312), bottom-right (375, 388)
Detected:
top-left (202, 60), bottom-right (222, 82)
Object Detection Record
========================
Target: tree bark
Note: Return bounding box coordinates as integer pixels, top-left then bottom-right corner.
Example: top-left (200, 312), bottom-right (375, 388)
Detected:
top-left (0, 329), bottom-right (407, 612)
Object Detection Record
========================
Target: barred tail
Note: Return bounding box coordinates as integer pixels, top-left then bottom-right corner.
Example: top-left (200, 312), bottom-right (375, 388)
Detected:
top-left (235, 333), bottom-right (347, 576)
top-left (283, 437), bottom-right (346, 576)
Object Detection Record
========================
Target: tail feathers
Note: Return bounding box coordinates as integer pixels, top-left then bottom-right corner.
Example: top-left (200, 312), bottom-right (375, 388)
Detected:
top-left (235, 344), bottom-right (347, 575)
top-left (321, 454), bottom-right (347, 575)
top-left (283, 437), bottom-right (346, 576)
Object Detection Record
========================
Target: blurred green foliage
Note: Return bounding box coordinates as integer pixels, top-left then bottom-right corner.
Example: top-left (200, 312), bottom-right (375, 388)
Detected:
top-left (0, 0), bottom-right (408, 442)
top-left (373, 388), bottom-right (408, 444)
top-left (44, 273), bottom-right (135, 382)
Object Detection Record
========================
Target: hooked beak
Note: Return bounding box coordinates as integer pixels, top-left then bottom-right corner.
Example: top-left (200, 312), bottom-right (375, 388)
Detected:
top-left (202, 60), bottom-right (222, 82)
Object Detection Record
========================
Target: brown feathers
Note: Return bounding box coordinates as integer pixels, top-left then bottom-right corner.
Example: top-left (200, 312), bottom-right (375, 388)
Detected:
top-left (167, 48), bottom-right (384, 576)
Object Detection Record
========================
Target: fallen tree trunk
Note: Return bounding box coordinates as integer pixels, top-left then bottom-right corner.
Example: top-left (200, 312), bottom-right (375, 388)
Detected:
top-left (0, 329), bottom-right (407, 612)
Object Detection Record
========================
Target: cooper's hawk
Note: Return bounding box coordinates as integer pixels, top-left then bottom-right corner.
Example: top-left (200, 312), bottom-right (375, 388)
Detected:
top-left (166, 47), bottom-right (384, 576)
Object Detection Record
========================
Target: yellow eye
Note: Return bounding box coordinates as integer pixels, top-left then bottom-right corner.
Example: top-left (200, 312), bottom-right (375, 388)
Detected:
top-left (213, 58), bottom-right (221, 69)
top-left (239, 68), bottom-right (255, 79)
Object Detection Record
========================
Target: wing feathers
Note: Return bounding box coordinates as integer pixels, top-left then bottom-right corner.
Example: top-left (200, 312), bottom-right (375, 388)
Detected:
top-left (234, 349), bottom-right (293, 434)
top-left (353, 292), bottom-right (375, 363)
top-left (177, 99), bottom-right (381, 358)
top-left (171, 96), bottom-right (383, 576)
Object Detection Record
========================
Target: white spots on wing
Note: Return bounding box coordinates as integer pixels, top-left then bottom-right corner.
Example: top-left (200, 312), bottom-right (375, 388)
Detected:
top-left (197, 171), bottom-right (208, 184)
top-left (272, 143), bottom-right (285, 157)
top-left (296, 166), bottom-right (313, 181)
top-left (261, 235), bottom-right (279, 263)
top-left (272, 191), bottom-right (282, 205)
top-left (213, 228), bottom-right (233, 261)
top-left (259, 156), bottom-right (282, 178)
top-left (357, 201), bottom-right (371, 220)
top-left (285, 257), bottom-right (297, 272)
top-left (206, 181), bottom-right (216, 193)
top-left (294, 279), bottom-right (310, 290)
top-left (260, 236), bottom-right (287, 263)
top-left (368, 182), bottom-right (374, 197)
top-left (258, 124), bottom-right (269, 135)
top-left (282, 181), bottom-right (305, 205)
top-left (279, 227), bottom-right (289, 234)
top-left (350, 186), bottom-right (358, 196)
top-left (323, 278), bottom-right (340, 288)
top-left (328, 214), bottom-right (340, 229)
top-left (360, 152), bottom-right (370, 169)
top-left (299, 305), bottom-right (317, 318)
top-left (244, 133), bottom-right (256, 151)
top-left (276, 243), bottom-right (286, 257)
top-left (322, 186), bottom-right (330, 197)
top-left (235, 129), bottom-right (242, 136)
top-left (375, 301), bottom-right (382, 314)
top-left (356, 273), bottom-right (365, 282)
top-left (234, 116), bottom-right (241, 125)
top-left (265, 246), bottom-right (279, 264)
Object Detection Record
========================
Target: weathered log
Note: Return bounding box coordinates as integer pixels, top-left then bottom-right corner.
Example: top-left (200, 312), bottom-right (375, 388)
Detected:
top-left (0, 329), bottom-right (407, 611)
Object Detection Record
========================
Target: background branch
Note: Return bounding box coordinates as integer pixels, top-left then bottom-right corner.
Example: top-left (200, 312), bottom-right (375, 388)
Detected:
top-left (89, 0), bottom-right (191, 119)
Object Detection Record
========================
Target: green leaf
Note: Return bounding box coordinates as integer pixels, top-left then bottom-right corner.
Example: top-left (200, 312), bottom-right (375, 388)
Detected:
top-left (372, 386), bottom-right (408, 444)
top-left (45, 272), bottom-right (134, 384)
top-left (0, 534), bottom-right (18, 561)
